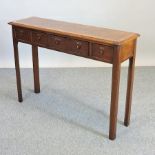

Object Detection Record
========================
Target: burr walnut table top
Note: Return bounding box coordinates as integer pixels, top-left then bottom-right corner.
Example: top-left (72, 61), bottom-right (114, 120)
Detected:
top-left (9, 17), bottom-right (139, 45)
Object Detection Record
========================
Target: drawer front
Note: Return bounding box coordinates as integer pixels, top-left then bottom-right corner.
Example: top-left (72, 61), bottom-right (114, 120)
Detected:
top-left (32, 31), bottom-right (48, 47)
top-left (67, 39), bottom-right (89, 57)
top-left (48, 35), bottom-right (89, 57)
top-left (14, 28), bottom-right (31, 43)
top-left (91, 43), bottom-right (113, 63)
top-left (48, 35), bottom-right (68, 52)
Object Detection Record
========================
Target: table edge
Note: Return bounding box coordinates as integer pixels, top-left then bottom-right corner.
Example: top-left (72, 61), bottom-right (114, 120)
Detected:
top-left (8, 21), bottom-right (140, 46)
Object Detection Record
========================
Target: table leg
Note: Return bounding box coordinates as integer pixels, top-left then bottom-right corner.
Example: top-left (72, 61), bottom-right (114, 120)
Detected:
top-left (13, 40), bottom-right (23, 102)
top-left (109, 48), bottom-right (121, 140)
top-left (124, 56), bottom-right (135, 126)
top-left (32, 45), bottom-right (40, 93)
top-left (124, 40), bottom-right (137, 126)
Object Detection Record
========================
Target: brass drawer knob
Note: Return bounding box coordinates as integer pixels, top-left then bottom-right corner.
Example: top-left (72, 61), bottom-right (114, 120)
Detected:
top-left (76, 45), bottom-right (81, 49)
top-left (54, 38), bottom-right (61, 45)
top-left (36, 33), bottom-right (42, 40)
top-left (55, 40), bottom-right (59, 44)
top-left (99, 46), bottom-right (105, 55)
top-left (76, 41), bottom-right (82, 49)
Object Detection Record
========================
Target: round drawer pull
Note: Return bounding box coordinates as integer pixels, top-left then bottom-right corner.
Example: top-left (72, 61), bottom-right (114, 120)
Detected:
top-left (99, 46), bottom-right (105, 55)
top-left (36, 34), bottom-right (42, 40)
top-left (76, 45), bottom-right (81, 49)
top-left (76, 41), bottom-right (82, 49)
top-left (100, 50), bottom-right (104, 55)
top-left (55, 40), bottom-right (60, 45)
top-left (54, 38), bottom-right (61, 45)
top-left (55, 40), bottom-right (58, 44)
top-left (37, 36), bottom-right (41, 40)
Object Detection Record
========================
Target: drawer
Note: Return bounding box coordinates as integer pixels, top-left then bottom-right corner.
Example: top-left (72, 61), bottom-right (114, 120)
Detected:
top-left (91, 43), bottom-right (114, 63)
top-left (67, 39), bottom-right (89, 57)
top-left (48, 35), bottom-right (68, 52)
top-left (32, 31), bottom-right (48, 47)
top-left (14, 28), bottom-right (31, 43)
top-left (48, 35), bottom-right (89, 57)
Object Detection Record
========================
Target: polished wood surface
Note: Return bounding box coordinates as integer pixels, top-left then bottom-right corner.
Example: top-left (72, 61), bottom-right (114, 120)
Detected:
top-left (109, 46), bottom-right (121, 140)
top-left (12, 33), bottom-right (23, 102)
top-left (9, 17), bottom-right (139, 140)
top-left (124, 40), bottom-right (137, 126)
top-left (9, 17), bottom-right (139, 45)
top-left (32, 45), bottom-right (40, 93)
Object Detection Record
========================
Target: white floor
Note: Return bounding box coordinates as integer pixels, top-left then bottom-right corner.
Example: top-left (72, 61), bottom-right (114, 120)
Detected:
top-left (0, 67), bottom-right (154, 155)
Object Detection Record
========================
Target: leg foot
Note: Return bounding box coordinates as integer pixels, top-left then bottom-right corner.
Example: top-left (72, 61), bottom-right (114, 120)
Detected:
top-left (18, 97), bottom-right (23, 102)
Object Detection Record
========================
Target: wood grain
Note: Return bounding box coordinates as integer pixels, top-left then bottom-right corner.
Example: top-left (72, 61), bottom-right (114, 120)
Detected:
top-left (9, 17), bottom-right (140, 140)
top-left (124, 40), bottom-right (137, 126)
top-left (120, 39), bottom-right (135, 62)
top-left (109, 46), bottom-right (121, 140)
top-left (12, 29), bottom-right (23, 102)
top-left (32, 45), bottom-right (40, 93)
top-left (9, 17), bottom-right (139, 45)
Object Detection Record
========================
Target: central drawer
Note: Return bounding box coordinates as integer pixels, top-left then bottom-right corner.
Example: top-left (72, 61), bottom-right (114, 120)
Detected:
top-left (67, 39), bottom-right (89, 57)
top-left (48, 35), bottom-right (89, 57)
top-left (68, 39), bottom-right (89, 57)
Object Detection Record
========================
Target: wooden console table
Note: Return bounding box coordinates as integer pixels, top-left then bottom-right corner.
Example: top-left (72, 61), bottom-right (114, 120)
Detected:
top-left (9, 17), bottom-right (139, 140)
